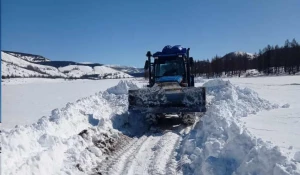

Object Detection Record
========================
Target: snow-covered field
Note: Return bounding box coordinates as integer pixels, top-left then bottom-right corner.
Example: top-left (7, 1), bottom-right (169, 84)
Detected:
top-left (2, 76), bottom-right (300, 175)
top-left (223, 76), bottom-right (300, 160)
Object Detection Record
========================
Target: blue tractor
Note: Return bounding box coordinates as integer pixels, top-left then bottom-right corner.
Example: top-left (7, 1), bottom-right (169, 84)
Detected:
top-left (128, 45), bottom-right (206, 125)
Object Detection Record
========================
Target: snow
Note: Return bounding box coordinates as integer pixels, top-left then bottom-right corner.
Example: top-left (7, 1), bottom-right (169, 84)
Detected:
top-left (58, 65), bottom-right (93, 74)
top-left (3, 51), bottom-right (50, 62)
top-left (180, 79), bottom-right (299, 175)
top-left (2, 79), bottom-right (132, 129)
top-left (2, 62), bottom-right (44, 77)
top-left (231, 51), bottom-right (256, 59)
top-left (94, 66), bottom-right (129, 77)
top-left (107, 80), bottom-right (139, 95)
top-left (2, 90), bottom-right (128, 175)
top-left (223, 76), bottom-right (300, 159)
top-left (295, 152), bottom-right (300, 162)
top-left (2, 76), bottom-right (300, 175)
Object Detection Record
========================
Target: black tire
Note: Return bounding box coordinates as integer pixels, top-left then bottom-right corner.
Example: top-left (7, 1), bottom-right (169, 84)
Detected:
top-left (145, 113), bottom-right (158, 125)
top-left (181, 113), bottom-right (196, 126)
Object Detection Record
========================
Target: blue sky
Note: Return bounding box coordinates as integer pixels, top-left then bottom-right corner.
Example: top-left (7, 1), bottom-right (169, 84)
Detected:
top-left (2, 0), bottom-right (300, 67)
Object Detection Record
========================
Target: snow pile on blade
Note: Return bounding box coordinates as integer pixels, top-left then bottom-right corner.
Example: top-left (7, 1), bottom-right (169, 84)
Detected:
top-left (1, 81), bottom-right (138, 175)
top-left (107, 80), bottom-right (139, 95)
top-left (180, 79), bottom-right (300, 175)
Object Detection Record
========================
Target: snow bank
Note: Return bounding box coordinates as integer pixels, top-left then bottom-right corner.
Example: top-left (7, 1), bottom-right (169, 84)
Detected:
top-left (180, 79), bottom-right (299, 175)
top-left (106, 80), bottom-right (139, 95)
top-left (1, 86), bottom-right (132, 174)
top-left (295, 152), bottom-right (300, 162)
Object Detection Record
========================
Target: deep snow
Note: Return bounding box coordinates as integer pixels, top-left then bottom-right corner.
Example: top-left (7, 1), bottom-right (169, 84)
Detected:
top-left (2, 77), bottom-right (300, 175)
top-left (179, 79), bottom-right (299, 175)
top-left (223, 76), bottom-right (300, 160)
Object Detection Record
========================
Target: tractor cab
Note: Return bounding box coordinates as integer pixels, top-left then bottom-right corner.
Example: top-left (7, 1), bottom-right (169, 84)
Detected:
top-left (144, 45), bottom-right (195, 87)
top-left (154, 57), bottom-right (185, 77)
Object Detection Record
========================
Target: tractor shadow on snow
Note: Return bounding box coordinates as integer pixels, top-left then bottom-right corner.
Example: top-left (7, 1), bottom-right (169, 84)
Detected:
top-left (111, 112), bottom-right (189, 138)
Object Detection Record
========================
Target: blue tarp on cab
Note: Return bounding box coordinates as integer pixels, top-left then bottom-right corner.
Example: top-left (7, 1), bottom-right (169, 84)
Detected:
top-left (153, 45), bottom-right (187, 57)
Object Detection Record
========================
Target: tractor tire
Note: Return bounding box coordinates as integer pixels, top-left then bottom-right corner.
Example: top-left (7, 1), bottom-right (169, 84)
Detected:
top-left (181, 113), bottom-right (196, 126)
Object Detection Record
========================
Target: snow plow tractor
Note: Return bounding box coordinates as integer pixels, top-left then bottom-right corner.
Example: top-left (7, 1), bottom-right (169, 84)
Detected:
top-left (128, 45), bottom-right (206, 125)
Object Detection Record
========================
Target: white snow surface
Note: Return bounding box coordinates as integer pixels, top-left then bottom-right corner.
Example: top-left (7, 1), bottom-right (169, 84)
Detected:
top-left (2, 77), bottom-right (300, 175)
top-left (223, 76), bottom-right (300, 160)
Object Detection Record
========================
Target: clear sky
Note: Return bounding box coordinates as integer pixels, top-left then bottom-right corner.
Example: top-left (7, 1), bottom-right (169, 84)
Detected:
top-left (2, 0), bottom-right (300, 67)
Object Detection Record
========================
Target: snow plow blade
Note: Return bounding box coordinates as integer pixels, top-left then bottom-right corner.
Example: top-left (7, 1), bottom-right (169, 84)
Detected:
top-left (128, 84), bottom-right (206, 113)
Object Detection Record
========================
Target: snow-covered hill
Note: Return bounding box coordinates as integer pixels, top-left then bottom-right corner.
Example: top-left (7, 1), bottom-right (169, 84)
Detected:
top-left (2, 61), bottom-right (45, 77)
top-left (58, 65), bottom-right (132, 78)
top-left (106, 65), bottom-right (144, 74)
top-left (2, 52), bottom-right (66, 78)
top-left (224, 51), bottom-right (257, 60)
top-left (1, 51), bottom-right (133, 79)
top-left (3, 50), bottom-right (50, 62)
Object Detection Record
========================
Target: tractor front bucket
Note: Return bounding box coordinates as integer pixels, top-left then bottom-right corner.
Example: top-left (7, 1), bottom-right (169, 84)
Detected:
top-left (128, 83), bottom-right (206, 113)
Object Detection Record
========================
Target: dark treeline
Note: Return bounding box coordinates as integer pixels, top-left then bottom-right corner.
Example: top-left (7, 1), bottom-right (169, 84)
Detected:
top-left (191, 39), bottom-right (300, 78)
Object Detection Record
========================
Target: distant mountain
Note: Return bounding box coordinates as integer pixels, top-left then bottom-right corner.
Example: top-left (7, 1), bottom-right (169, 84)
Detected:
top-left (58, 65), bottom-right (132, 78)
top-left (37, 61), bottom-right (103, 68)
top-left (2, 52), bottom-right (66, 78)
top-left (1, 51), bottom-right (132, 79)
top-left (223, 51), bottom-right (257, 60)
top-left (2, 50), bottom-right (50, 62)
top-left (106, 65), bottom-right (144, 77)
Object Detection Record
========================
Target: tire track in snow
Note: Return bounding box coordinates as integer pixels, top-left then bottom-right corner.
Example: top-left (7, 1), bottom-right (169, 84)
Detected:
top-left (121, 133), bottom-right (162, 175)
top-left (93, 128), bottom-right (185, 175)
top-left (94, 135), bottom-right (148, 175)
top-left (148, 131), bottom-right (182, 175)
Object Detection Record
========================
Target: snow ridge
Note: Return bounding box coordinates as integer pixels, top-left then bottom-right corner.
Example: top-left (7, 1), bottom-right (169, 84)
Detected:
top-left (180, 79), bottom-right (299, 175)
top-left (107, 80), bottom-right (139, 95)
top-left (1, 89), bottom-right (129, 175)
